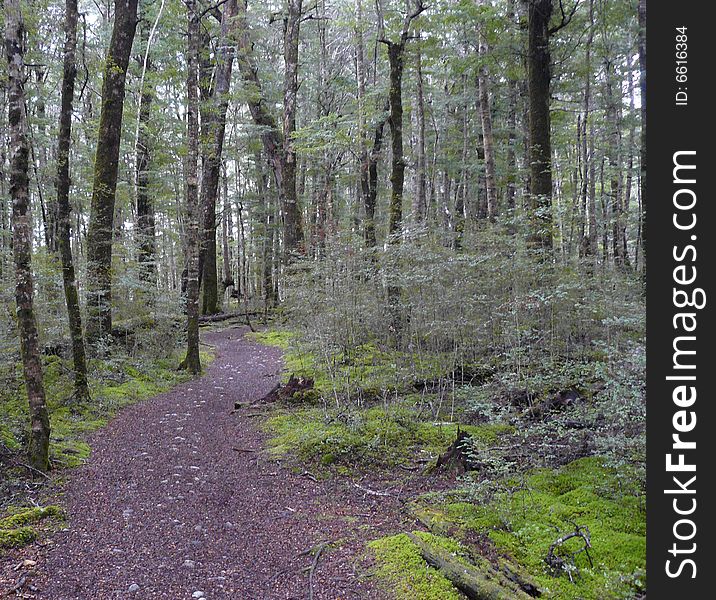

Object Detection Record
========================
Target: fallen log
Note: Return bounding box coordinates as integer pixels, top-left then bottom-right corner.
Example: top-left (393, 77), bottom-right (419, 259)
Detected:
top-left (405, 532), bottom-right (538, 600)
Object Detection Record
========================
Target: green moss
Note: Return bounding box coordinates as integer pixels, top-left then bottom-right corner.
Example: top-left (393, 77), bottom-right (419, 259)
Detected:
top-left (263, 402), bottom-right (515, 471)
top-left (247, 329), bottom-right (293, 350)
top-left (0, 505), bottom-right (63, 529)
top-left (0, 506), bottom-right (64, 550)
top-left (0, 527), bottom-right (36, 549)
top-left (415, 457), bottom-right (645, 599)
top-left (368, 532), bottom-right (463, 600)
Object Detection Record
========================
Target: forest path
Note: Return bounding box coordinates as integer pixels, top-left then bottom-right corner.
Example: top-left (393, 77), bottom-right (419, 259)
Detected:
top-left (17, 326), bottom-right (405, 599)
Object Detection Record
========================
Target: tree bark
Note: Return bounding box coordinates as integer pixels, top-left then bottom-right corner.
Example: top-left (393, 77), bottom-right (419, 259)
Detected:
top-left (182, 0), bottom-right (202, 374)
top-left (5, 0), bottom-right (51, 471)
top-left (386, 41), bottom-right (405, 239)
top-left (579, 0), bottom-right (596, 259)
top-left (526, 0), bottom-right (553, 250)
top-left (477, 18), bottom-right (497, 221)
top-left (85, 0), bottom-right (139, 347)
top-left (414, 38), bottom-right (427, 222)
top-left (55, 0), bottom-right (90, 401)
top-left (135, 16), bottom-right (156, 292)
top-left (199, 0), bottom-right (239, 314)
top-left (281, 0), bottom-right (305, 257)
top-left (234, 0), bottom-right (301, 262)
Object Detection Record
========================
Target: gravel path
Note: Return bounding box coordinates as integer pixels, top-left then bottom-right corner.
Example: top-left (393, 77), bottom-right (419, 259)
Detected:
top-left (5, 327), bottom-right (410, 599)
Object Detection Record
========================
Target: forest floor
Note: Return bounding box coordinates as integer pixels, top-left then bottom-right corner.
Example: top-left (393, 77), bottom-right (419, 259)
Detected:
top-left (0, 325), bottom-right (429, 599)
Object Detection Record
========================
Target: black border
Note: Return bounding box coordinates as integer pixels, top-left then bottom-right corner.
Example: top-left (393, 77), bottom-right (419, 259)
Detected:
top-left (646, 2), bottom-right (712, 595)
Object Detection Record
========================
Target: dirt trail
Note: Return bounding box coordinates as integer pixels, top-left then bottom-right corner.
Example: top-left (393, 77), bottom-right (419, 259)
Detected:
top-left (4, 327), bottom-right (410, 599)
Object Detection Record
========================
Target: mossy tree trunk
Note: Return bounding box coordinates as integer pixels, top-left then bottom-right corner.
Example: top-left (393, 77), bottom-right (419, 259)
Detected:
top-left (55, 0), bottom-right (90, 402)
top-left (182, 0), bottom-right (202, 375)
top-left (386, 41), bottom-right (405, 240)
top-left (381, 1), bottom-right (425, 340)
top-left (85, 0), bottom-right (139, 347)
top-left (235, 0), bottom-right (303, 264)
top-left (5, 0), bottom-right (51, 471)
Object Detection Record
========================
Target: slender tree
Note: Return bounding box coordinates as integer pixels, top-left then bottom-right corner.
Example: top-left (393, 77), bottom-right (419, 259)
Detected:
top-left (381, 0), bottom-right (425, 239)
top-left (182, 0), bottom-right (202, 374)
top-left (5, 0), bottom-right (51, 471)
top-left (55, 0), bottom-right (90, 401)
top-left (199, 0), bottom-right (239, 314)
top-left (85, 0), bottom-right (139, 346)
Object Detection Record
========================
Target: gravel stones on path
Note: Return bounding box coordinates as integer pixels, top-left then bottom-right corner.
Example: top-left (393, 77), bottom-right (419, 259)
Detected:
top-left (1, 327), bottom-right (411, 599)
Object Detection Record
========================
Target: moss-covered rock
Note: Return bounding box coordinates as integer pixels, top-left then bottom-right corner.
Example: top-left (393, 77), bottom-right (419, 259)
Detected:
top-left (0, 505), bottom-right (64, 550)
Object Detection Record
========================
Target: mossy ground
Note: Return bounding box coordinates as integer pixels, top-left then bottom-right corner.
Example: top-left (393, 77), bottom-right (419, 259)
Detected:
top-left (0, 505), bottom-right (64, 549)
top-left (253, 328), bottom-right (645, 599)
top-left (264, 405), bottom-right (513, 471)
top-left (0, 349), bottom-right (213, 469)
top-left (368, 532), bottom-right (465, 600)
top-left (409, 457), bottom-right (646, 599)
top-left (252, 328), bottom-right (511, 471)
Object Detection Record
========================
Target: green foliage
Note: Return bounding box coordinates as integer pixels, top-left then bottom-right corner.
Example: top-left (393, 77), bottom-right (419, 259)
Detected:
top-left (368, 532), bottom-right (464, 600)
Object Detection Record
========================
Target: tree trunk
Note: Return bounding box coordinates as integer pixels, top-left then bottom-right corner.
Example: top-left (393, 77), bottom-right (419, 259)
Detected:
top-left (579, 0), bottom-right (595, 259)
top-left (477, 19), bottom-right (497, 221)
top-left (5, 0), bottom-right (51, 471)
top-left (282, 0), bottom-right (305, 257)
top-left (199, 0), bottom-right (239, 314)
top-left (386, 41), bottom-right (405, 239)
top-left (526, 0), bottom-right (553, 250)
top-left (182, 0), bottom-right (202, 374)
top-left (605, 58), bottom-right (625, 267)
top-left (135, 16), bottom-right (156, 293)
top-left (637, 0), bottom-right (646, 277)
top-left (234, 0), bottom-right (299, 263)
top-left (85, 0), bottom-right (139, 347)
top-left (55, 0), bottom-right (90, 401)
top-left (414, 38), bottom-right (427, 223)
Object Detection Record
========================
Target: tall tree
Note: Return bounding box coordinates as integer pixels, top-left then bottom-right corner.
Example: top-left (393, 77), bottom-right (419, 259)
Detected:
top-left (5, 0), bottom-right (51, 471)
top-left (380, 0), bottom-right (425, 239)
top-left (199, 0), bottom-right (239, 314)
top-left (234, 0), bottom-right (302, 261)
top-left (135, 7), bottom-right (162, 293)
top-left (477, 22), bottom-right (497, 221)
top-left (414, 38), bottom-right (427, 223)
top-left (55, 0), bottom-right (90, 401)
top-left (182, 0), bottom-right (202, 374)
top-left (85, 0), bottom-right (139, 346)
top-left (281, 0), bottom-right (305, 256)
top-left (525, 0), bottom-right (576, 250)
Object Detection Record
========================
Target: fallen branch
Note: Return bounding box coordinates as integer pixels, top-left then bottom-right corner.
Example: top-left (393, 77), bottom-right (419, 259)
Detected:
top-left (545, 523), bottom-right (592, 583)
top-left (405, 532), bottom-right (538, 600)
